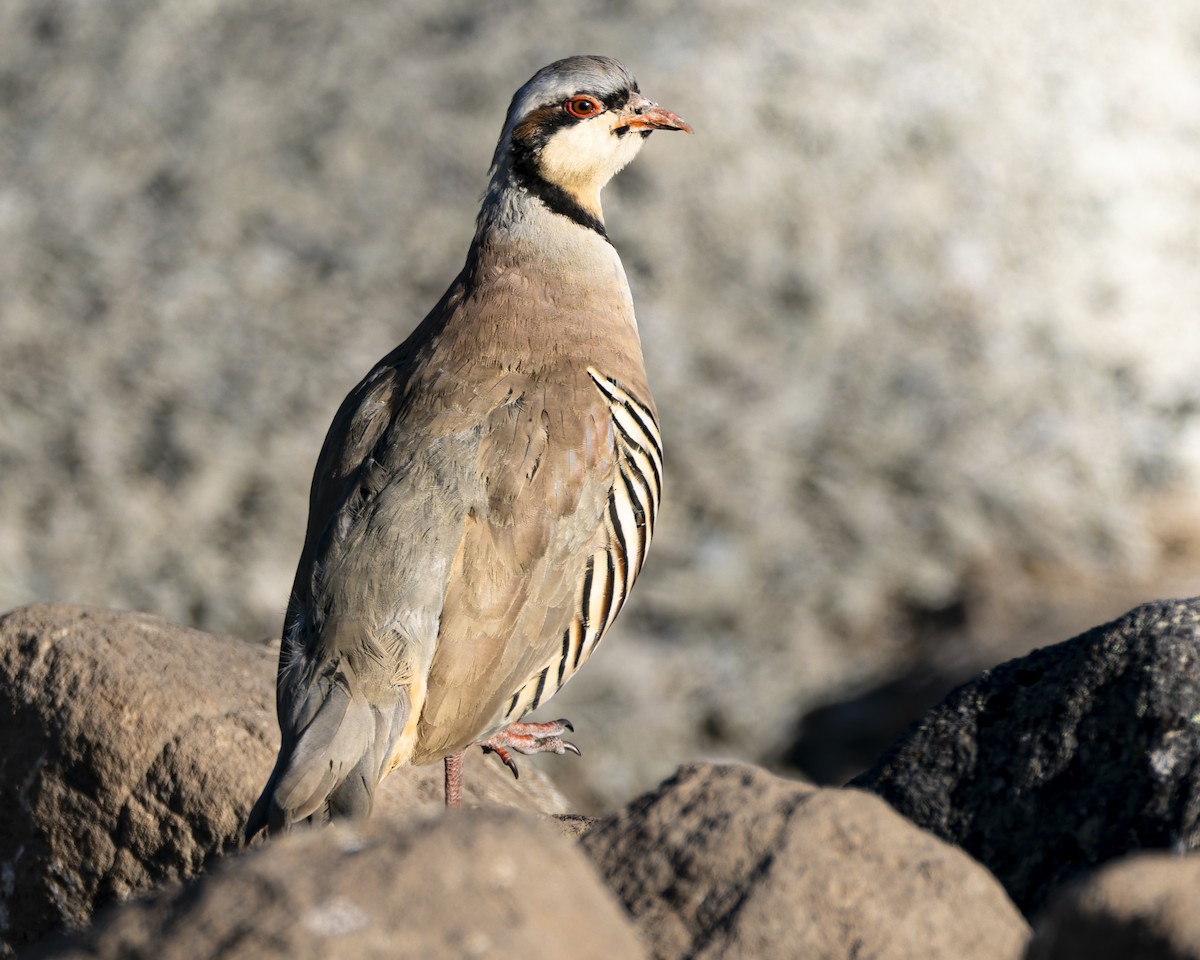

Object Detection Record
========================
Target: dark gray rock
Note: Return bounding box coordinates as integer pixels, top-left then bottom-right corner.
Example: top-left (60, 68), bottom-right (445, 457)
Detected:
top-left (581, 762), bottom-right (1029, 960)
top-left (852, 597), bottom-right (1200, 916)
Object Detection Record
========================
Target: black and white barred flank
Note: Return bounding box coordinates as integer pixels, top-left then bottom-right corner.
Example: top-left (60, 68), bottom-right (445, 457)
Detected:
top-left (502, 369), bottom-right (663, 722)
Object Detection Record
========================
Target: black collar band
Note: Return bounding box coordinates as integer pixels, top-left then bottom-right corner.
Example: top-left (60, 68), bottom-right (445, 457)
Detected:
top-left (509, 145), bottom-right (611, 243)
top-left (520, 173), bottom-right (610, 243)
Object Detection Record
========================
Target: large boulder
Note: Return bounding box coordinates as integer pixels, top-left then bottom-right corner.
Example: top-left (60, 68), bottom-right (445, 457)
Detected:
top-left (852, 597), bottom-right (1200, 916)
top-left (580, 762), bottom-right (1029, 960)
top-left (1026, 852), bottom-right (1200, 960)
top-left (27, 810), bottom-right (646, 960)
top-left (0, 603), bottom-right (567, 955)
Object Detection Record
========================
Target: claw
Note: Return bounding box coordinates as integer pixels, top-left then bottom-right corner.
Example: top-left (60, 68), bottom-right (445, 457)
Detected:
top-left (481, 743), bottom-right (522, 780)
top-left (557, 718), bottom-right (575, 733)
top-left (563, 740), bottom-right (581, 757)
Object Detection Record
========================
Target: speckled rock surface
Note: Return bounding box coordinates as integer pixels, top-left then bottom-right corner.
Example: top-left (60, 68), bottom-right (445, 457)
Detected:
top-left (27, 811), bottom-right (646, 960)
top-left (581, 762), bottom-right (1029, 959)
top-left (853, 597), bottom-right (1200, 916)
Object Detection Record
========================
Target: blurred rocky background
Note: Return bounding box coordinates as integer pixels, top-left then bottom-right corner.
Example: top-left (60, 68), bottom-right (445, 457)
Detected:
top-left (2, 0), bottom-right (1199, 811)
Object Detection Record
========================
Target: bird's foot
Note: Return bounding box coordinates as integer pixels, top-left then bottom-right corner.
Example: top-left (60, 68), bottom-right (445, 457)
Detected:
top-left (479, 719), bottom-right (581, 780)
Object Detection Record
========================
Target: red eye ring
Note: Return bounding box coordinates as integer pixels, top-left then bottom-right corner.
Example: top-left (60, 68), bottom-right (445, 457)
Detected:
top-left (564, 95), bottom-right (602, 119)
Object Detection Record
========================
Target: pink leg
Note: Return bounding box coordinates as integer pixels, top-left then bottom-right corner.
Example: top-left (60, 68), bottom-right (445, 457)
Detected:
top-left (444, 749), bottom-right (464, 808)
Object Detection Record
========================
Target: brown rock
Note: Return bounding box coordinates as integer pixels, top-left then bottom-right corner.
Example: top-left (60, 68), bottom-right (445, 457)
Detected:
top-left (581, 762), bottom-right (1030, 960)
top-left (1026, 852), bottom-right (1200, 960)
top-left (0, 604), bottom-right (567, 955)
top-left (27, 809), bottom-right (648, 960)
top-left (554, 813), bottom-right (601, 841)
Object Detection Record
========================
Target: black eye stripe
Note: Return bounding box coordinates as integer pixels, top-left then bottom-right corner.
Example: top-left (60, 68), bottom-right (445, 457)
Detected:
top-left (537, 88), bottom-right (631, 114)
top-left (600, 89), bottom-right (630, 111)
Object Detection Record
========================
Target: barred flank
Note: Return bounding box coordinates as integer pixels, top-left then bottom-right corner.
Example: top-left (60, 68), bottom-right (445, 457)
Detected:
top-left (501, 370), bottom-right (662, 722)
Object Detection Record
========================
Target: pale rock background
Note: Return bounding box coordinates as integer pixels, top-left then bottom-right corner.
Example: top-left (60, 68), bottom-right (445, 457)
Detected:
top-left (2, 0), bottom-right (1199, 809)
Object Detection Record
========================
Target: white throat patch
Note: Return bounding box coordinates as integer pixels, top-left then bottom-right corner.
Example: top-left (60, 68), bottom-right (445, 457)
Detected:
top-left (537, 119), bottom-right (646, 217)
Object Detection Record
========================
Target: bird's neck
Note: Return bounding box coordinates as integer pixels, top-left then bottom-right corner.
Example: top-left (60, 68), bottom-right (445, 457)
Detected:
top-left (481, 156), bottom-right (610, 244)
top-left (472, 178), bottom-right (622, 278)
top-left (453, 181), bottom-right (640, 358)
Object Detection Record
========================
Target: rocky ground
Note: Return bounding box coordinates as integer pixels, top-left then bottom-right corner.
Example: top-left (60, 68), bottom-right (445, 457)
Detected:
top-left (4, 0), bottom-right (1200, 812)
top-left (2, 598), bottom-right (1199, 959)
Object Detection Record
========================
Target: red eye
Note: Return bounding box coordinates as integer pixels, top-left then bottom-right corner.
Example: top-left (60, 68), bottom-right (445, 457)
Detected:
top-left (564, 96), bottom-right (602, 119)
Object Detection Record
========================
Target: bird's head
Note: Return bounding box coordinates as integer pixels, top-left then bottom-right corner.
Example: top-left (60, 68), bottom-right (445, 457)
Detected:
top-left (487, 55), bottom-right (692, 228)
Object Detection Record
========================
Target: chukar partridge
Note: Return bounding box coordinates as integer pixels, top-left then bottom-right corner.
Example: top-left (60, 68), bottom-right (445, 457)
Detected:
top-left (246, 55), bottom-right (690, 835)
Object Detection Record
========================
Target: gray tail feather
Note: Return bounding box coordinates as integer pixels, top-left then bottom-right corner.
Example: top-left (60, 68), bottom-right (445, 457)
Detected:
top-left (245, 666), bottom-right (409, 841)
